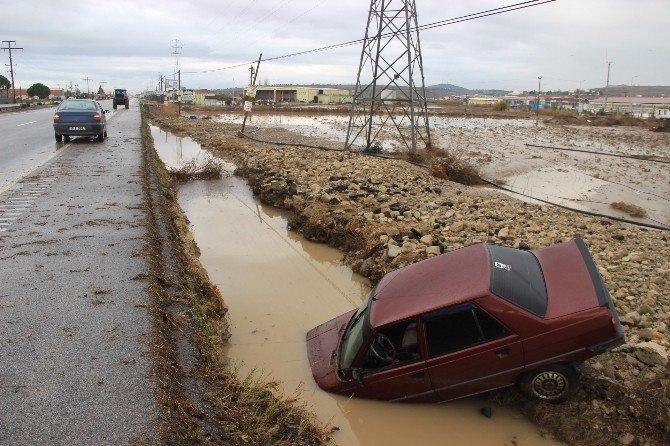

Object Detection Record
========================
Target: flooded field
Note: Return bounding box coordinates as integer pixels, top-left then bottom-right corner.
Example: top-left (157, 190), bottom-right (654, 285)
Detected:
top-left (215, 113), bottom-right (670, 227)
top-left (151, 125), bottom-right (561, 446)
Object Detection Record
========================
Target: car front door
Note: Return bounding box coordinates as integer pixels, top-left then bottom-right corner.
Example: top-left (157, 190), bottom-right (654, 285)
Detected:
top-left (422, 303), bottom-right (524, 402)
top-left (352, 319), bottom-right (436, 403)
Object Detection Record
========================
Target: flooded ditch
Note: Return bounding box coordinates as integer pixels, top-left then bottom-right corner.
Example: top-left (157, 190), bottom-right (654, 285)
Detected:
top-left (150, 125), bottom-right (561, 446)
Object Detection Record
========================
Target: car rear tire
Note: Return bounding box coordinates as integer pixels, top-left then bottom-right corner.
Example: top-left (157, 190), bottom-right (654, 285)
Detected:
top-left (97, 133), bottom-right (104, 142)
top-left (64, 135), bottom-right (71, 143)
top-left (113, 101), bottom-right (117, 110)
top-left (125, 102), bottom-right (129, 109)
top-left (519, 364), bottom-right (577, 403)
top-left (55, 133), bottom-right (62, 143)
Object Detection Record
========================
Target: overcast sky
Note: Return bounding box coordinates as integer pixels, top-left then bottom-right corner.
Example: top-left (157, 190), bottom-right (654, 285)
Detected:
top-left (2, 0), bottom-right (668, 93)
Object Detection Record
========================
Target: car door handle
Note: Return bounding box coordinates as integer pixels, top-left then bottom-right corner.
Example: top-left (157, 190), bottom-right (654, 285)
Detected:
top-left (494, 347), bottom-right (511, 358)
top-left (410, 371), bottom-right (426, 380)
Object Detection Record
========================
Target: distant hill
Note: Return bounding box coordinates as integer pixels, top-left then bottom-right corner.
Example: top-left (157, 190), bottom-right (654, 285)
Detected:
top-left (428, 84), bottom-right (471, 93)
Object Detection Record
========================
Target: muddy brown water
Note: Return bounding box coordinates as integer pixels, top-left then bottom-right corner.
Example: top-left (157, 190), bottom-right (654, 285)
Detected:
top-left (151, 126), bottom-right (561, 446)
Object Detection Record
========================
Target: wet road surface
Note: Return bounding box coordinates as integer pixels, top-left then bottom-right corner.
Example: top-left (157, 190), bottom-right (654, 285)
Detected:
top-left (0, 100), bottom-right (114, 193)
top-left (0, 103), bottom-right (158, 445)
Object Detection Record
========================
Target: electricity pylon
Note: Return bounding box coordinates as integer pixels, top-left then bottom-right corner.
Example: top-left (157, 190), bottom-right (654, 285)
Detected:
top-left (345, 0), bottom-right (431, 153)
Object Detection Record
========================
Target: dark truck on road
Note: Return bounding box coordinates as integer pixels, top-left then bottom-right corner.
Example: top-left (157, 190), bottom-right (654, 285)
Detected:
top-left (113, 89), bottom-right (129, 109)
top-left (307, 238), bottom-right (624, 404)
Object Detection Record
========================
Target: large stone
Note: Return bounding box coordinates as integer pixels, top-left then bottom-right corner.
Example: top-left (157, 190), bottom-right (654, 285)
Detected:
top-left (387, 244), bottom-right (402, 259)
top-left (498, 227), bottom-right (511, 239)
top-left (450, 221), bottom-right (465, 232)
top-left (420, 235), bottom-right (433, 246)
top-left (425, 246), bottom-right (441, 256)
top-left (635, 342), bottom-right (668, 366)
top-left (619, 433), bottom-right (635, 445)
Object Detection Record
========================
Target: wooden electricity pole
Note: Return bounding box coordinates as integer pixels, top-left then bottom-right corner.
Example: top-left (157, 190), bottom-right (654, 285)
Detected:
top-left (240, 53), bottom-right (262, 135)
top-left (2, 40), bottom-right (23, 104)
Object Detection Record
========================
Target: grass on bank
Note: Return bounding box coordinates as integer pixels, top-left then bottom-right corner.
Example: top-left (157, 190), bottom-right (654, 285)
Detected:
top-left (169, 155), bottom-right (224, 182)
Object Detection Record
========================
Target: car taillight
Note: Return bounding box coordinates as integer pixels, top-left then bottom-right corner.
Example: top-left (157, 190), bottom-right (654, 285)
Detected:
top-left (93, 113), bottom-right (101, 121)
top-left (53, 113), bottom-right (60, 121)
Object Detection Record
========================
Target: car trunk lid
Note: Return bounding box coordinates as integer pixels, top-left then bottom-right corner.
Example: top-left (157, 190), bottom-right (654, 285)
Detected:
top-left (533, 239), bottom-right (605, 319)
top-left (57, 111), bottom-right (98, 124)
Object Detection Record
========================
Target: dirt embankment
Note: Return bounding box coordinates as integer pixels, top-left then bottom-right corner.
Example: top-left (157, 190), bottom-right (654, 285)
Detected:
top-left (148, 105), bottom-right (670, 446)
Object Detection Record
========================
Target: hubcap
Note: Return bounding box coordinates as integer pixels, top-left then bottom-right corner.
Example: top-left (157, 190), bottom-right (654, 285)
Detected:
top-left (532, 371), bottom-right (567, 400)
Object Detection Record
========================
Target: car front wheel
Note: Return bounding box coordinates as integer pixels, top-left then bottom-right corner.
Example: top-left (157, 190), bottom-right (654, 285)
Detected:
top-left (519, 364), bottom-right (577, 403)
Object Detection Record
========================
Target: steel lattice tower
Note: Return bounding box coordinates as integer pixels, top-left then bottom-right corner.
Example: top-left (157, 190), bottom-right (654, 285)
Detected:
top-left (345, 0), bottom-right (431, 153)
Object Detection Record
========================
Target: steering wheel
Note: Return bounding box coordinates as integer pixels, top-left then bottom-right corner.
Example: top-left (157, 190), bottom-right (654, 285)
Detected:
top-left (371, 333), bottom-right (396, 362)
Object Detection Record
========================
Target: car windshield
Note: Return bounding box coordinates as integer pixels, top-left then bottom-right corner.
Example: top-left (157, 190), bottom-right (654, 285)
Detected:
top-left (59, 101), bottom-right (96, 111)
top-left (339, 293), bottom-right (372, 370)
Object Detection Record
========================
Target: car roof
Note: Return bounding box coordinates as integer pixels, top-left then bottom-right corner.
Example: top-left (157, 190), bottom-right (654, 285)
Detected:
top-left (369, 244), bottom-right (491, 328)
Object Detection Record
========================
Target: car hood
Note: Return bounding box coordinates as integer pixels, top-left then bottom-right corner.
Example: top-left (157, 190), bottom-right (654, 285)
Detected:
top-left (306, 310), bottom-right (356, 392)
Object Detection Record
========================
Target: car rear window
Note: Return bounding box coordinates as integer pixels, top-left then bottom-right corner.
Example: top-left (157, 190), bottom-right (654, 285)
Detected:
top-left (487, 245), bottom-right (548, 318)
top-left (59, 101), bottom-right (97, 111)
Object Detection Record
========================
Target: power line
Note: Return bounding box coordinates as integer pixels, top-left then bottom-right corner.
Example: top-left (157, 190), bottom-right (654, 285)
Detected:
top-left (182, 0), bottom-right (556, 74)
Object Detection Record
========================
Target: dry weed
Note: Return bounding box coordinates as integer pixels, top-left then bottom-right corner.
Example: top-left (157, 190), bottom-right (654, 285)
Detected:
top-left (610, 201), bottom-right (648, 218)
top-left (428, 149), bottom-right (483, 185)
top-left (169, 155), bottom-right (224, 182)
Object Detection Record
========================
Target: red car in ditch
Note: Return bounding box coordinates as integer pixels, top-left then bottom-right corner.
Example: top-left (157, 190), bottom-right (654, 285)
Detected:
top-left (307, 238), bottom-right (624, 403)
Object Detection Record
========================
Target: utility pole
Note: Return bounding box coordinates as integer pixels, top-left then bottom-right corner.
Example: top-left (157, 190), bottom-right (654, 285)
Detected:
top-left (100, 80), bottom-right (107, 96)
top-left (604, 60), bottom-right (613, 112)
top-left (177, 70), bottom-right (181, 116)
top-left (241, 53), bottom-right (262, 134)
top-left (536, 76), bottom-right (542, 123)
top-left (1, 40), bottom-right (24, 104)
top-left (83, 76), bottom-right (92, 98)
top-left (171, 39), bottom-right (182, 82)
top-left (345, 0), bottom-right (431, 153)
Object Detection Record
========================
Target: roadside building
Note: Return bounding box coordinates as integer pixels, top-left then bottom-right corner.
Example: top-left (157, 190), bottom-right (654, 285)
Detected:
top-left (586, 97), bottom-right (670, 118)
top-left (244, 86), bottom-right (352, 104)
top-left (49, 89), bottom-right (64, 100)
top-left (194, 89), bottom-right (218, 106)
top-left (467, 97), bottom-right (500, 106)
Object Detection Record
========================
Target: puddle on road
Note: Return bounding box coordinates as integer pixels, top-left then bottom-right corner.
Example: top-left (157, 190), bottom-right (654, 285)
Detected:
top-left (153, 127), bottom-right (561, 446)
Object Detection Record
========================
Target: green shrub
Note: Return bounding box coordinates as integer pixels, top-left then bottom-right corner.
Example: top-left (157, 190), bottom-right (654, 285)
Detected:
top-left (493, 100), bottom-right (508, 111)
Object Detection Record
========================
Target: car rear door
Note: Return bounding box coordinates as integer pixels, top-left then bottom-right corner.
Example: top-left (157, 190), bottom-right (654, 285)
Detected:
top-left (422, 303), bottom-right (524, 402)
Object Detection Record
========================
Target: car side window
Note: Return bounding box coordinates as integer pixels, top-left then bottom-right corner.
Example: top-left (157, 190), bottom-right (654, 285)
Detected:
top-left (423, 305), bottom-right (481, 357)
top-left (474, 307), bottom-right (510, 340)
top-left (361, 319), bottom-right (420, 371)
top-left (423, 304), bottom-right (512, 358)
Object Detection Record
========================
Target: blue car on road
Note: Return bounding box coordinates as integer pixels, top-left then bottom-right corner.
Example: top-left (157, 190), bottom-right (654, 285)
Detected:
top-left (53, 99), bottom-right (108, 143)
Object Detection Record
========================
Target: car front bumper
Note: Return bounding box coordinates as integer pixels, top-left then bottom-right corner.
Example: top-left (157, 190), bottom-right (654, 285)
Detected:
top-left (54, 123), bottom-right (104, 136)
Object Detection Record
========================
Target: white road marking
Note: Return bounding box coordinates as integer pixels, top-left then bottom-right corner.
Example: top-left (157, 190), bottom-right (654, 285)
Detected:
top-left (0, 217), bottom-right (18, 221)
top-left (16, 121), bottom-right (37, 127)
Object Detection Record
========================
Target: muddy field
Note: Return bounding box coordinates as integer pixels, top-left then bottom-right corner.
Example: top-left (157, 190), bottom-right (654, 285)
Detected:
top-left (212, 108), bottom-right (670, 227)
top-left (147, 104), bottom-right (670, 446)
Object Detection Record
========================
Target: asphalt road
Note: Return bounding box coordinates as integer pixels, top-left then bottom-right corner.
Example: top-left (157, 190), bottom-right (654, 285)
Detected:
top-left (0, 101), bottom-right (159, 445)
top-left (0, 100), bottom-right (115, 194)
